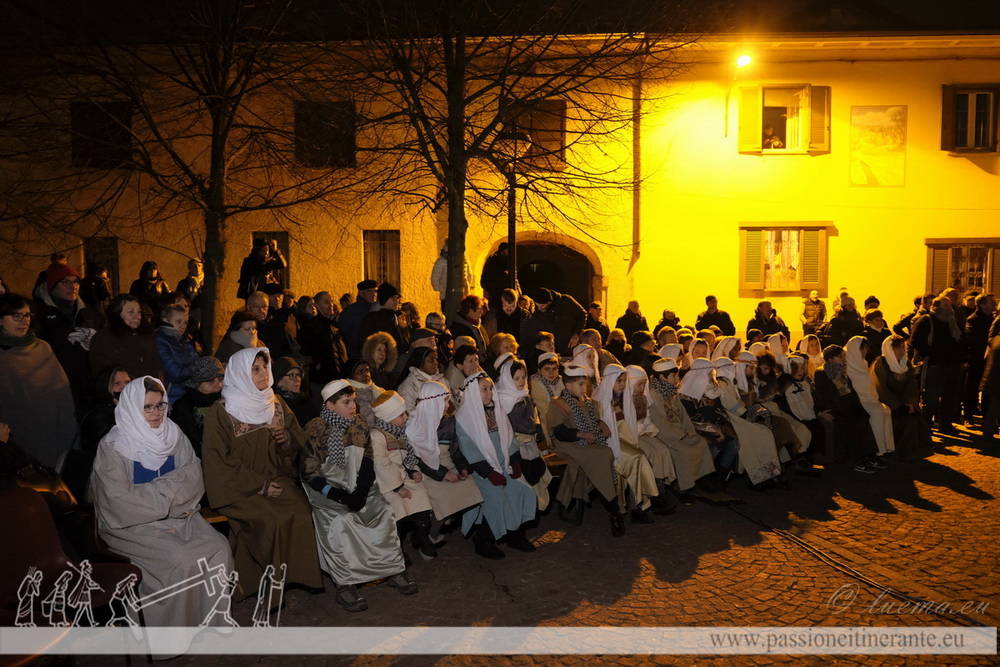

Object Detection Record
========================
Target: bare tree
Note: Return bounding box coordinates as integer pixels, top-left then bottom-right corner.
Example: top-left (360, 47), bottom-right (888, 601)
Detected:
top-left (320, 0), bottom-right (702, 315)
top-left (0, 0), bottom-right (374, 345)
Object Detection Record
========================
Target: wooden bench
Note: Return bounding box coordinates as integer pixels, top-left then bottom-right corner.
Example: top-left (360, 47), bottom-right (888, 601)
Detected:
top-left (200, 507), bottom-right (229, 525)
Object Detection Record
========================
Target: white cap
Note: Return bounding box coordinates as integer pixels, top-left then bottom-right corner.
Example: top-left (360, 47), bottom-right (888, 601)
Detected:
top-left (562, 364), bottom-right (592, 377)
top-left (652, 358), bottom-right (678, 373)
top-left (373, 391), bottom-right (407, 422)
top-left (321, 379), bottom-right (351, 403)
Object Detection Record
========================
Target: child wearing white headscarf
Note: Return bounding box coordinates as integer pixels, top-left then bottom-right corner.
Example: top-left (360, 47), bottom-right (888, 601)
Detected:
top-left (454, 373), bottom-right (537, 559)
top-left (622, 365), bottom-right (679, 512)
top-left (712, 359), bottom-right (783, 486)
top-left (846, 336), bottom-right (895, 457)
top-left (767, 333), bottom-right (792, 374)
top-left (91, 376), bottom-right (233, 635)
top-left (495, 356), bottom-right (552, 510)
top-left (796, 335), bottom-right (824, 378)
top-left (677, 358), bottom-right (740, 480)
top-left (202, 347), bottom-right (322, 598)
top-left (406, 380), bottom-right (483, 520)
top-left (594, 364), bottom-right (660, 520)
top-left (711, 336), bottom-right (742, 362)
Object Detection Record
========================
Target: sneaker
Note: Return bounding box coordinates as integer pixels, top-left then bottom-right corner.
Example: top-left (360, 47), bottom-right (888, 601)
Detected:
top-left (386, 571), bottom-right (418, 595)
top-left (853, 461), bottom-right (877, 474)
top-left (335, 585), bottom-right (368, 613)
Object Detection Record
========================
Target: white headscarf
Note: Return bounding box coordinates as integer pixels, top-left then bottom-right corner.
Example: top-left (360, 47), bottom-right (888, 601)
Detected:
top-left (572, 344), bottom-right (600, 383)
top-left (455, 373), bottom-right (513, 475)
top-left (679, 357), bottom-right (714, 400)
top-left (222, 347), bottom-right (276, 425)
top-left (404, 380), bottom-right (451, 470)
top-left (712, 336), bottom-right (741, 362)
top-left (845, 336), bottom-right (877, 401)
top-left (748, 341), bottom-right (768, 357)
top-left (734, 351), bottom-right (756, 393)
top-left (796, 335), bottom-right (824, 375)
top-left (594, 363), bottom-right (626, 462)
top-left (623, 365), bottom-right (650, 443)
top-left (687, 339), bottom-right (711, 369)
top-left (659, 343), bottom-right (683, 360)
top-left (767, 333), bottom-right (791, 373)
top-left (111, 377), bottom-right (181, 471)
top-left (713, 357), bottom-right (737, 383)
top-left (881, 336), bottom-right (908, 374)
top-left (494, 356), bottom-right (529, 414)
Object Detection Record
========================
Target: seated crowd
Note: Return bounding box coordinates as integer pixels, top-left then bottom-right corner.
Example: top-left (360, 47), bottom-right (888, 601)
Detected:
top-left (0, 257), bottom-right (997, 621)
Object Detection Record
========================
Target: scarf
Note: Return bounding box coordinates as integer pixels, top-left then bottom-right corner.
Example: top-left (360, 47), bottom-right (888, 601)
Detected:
top-left (881, 335), bottom-right (908, 375)
top-left (495, 357), bottom-right (529, 414)
top-left (535, 373), bottom-right (562, 398)
top-left (623, 365), bottom-right (650, 443)
top-left (561, 387), bottom-right (612, 454)
top-left (594, 364), bottom-right (626, 462)
top-left (824, 360), bottom-right (845, 381)
top-left (456, 373), bottom-right (512, 474)
top-left (0, 331), bottom-right (36, 348)
top-left (784, 359), bottom-right (816, 420)
top-left (767, 333), bottom-right (791, 373)
top-left (231, 328), bottom-right (259, 349)
top-left (111, 377), bottom-right (180, 471)
top-left (650, 374), bottom-right (676, 400)
top-left (845, 336), bottom-right (878, 402)
top-left (320, 408), bottom-right (353, 468)
top-left (405, 380), bottom-right (450, 470)
top-left (222, 347), bottom-right (276, 425)
top-left (932, 304), bottom-right (962, 341)
top-left (375, 417), bottom-right (419, 470)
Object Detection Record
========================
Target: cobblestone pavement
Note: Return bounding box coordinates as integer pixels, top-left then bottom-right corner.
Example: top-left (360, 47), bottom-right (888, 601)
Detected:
top-left (78, 426), bottom-right (1000, 667)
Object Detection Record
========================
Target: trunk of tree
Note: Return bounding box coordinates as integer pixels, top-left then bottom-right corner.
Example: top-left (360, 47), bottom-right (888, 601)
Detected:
top-left (202, 207), bottom-right (226, 354)
top-left (442, 4), bottom-right (468, 321)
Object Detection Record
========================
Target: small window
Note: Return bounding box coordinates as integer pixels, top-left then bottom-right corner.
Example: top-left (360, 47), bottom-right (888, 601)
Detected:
top-left (251, 231), bottom-right (290, 289)
top-left (738, 85), bottom-right (830, 154)
top-left (941, 85), bottom-right (999, 152)
top-left (294, 101), bottom-right (356, 169)
top-left (71, 101), bottom-right (133, 169)
top-left (363, 230), bottom-right (400, 287)
top-left (509, 99), bottom-right (567, 170)
top-left (739, 225), bottom-right (828, 296)
top-left (925, 239), bottom-right (1000, 295)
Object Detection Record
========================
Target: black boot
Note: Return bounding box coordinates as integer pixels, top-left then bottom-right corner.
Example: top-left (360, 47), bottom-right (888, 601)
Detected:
top-left (411, 511), bottom-right (438, 560)
top-left (631, 507), bottom-right (654, 524)
top-left (505, 527), bottom-right (536, 552)
top-left (558, 500), bottom-right (585, 526)
top-left (472, 523), bottom-right (505, 560)
top-left (600, 497), bottom-right (626, 537)
top-left (651, 480), bottom-right (679, 515)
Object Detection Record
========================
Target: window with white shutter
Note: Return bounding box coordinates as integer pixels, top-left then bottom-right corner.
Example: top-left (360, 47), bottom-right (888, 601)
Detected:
top-left (739, 225), bottom-right (829, 297)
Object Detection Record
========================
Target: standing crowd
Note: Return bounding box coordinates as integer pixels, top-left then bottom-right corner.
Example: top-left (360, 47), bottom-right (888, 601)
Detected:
top-left (1, 246), bottom-right (997, 623)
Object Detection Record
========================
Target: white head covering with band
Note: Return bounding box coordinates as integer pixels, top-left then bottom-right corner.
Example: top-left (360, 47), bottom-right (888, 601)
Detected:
top-left (572, 343), bottom-right (600, 383)
top-left (404, 380), bottom-right (451, 470)
top-left (593, 364), bottom-right (626, 462)
top-left (537, 351), bottom-right (560, 367)
top-left (734, 351), bottom-right (756, 393)
top-left (222, 347), bottom-right (276, 425)
top-left (712, 336), bottom-right (741, 362)
top-left (713, 357), bottom-right (737, 383)
top-left (678, 357), bottom-right (714, 401)
top-left (455, 373), bottom-right (513, 474)
top-left (748, 341), bottom-right (768, 357)
top-left (767, 333), bottom-right (791, 373)
top-left (652, 358), bottom-right (678, 374)
top-left (562, 363), bottom-right (592, 378)
top-left (111, 377), bottom-right (181, 471)
top-left (658, 343), bottom-right (682, 360)
top-left (623, 365), bottom-right (653, 443)
top-left (687, 339), bottom-right (711, 369)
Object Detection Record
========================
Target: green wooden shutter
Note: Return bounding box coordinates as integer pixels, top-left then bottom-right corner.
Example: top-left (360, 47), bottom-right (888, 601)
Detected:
top-left (926, 246), bottom-right (950, 294)
top-left (808, 86), bottom-right (831, 153)
top-left (940, 85), bottom-right (956, 151)
top-left (738, 86), bottom-right (762, 154)
top-left (800, 228), bottom-right (826, 291)
top-left (740, 229), bottom-right (764, 291)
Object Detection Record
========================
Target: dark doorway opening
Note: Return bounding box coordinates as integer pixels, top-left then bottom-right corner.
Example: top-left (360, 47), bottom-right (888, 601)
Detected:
top-left (515, 242), bottom-right (593, 307)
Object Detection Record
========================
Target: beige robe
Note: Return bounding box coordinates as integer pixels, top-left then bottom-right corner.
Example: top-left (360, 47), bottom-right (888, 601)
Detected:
top-left (546, 398), bottom-right (625, 507)
top-left (370, 428), bottom-right (433, 520)
top-left (647, 391), bottom-right (716, 491)
top-left (418, 444), bottom-right (483, 520)
top-left (718, 381), bottom-right (782, 485)
top-left (91, 432), bottom-right (233, 629)
top-left (620, 394), bottom-right (677, 483)
top-left (529, 375), bottom-right (563, 451)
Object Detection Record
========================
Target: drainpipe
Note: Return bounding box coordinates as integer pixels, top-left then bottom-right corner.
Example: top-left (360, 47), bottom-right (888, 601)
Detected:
top-left (630, 64), bottom-right (642, 271)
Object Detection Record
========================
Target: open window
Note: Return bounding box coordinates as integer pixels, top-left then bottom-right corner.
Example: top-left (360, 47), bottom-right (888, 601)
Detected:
top-left (739, 85), bottom-right (830, 154)
top-left (739, 225), bottom-right (829, 297)
top-left (941, 85), bottom-right (1000, 152)
top-left (363, 230), bottom-right (401, 286)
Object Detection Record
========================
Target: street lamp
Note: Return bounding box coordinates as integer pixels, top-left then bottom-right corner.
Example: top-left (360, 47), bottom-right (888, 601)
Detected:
top-left (494, 122), bottom-right (532, 290)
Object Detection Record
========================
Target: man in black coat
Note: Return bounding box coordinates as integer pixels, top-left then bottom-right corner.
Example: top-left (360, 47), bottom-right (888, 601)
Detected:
top-left (745, 300), bottom-right (789, 340)
top-left (615, 301), bottom-right (648, 342)
top-left (911, 297), bottom-right (965, 434)
top-left (521, 288), bottom-right (586, 355)
top-left (360, 282), bottom-right (406, 353)
top-left (695, 295), bottom-right (736, 336)
top-left (584, 301), bottom-right (610, 343)
top-left (963, 294), bottom-right (995, 421)
top-left (300, 291), bottom-right (348, 387)
top-left (339, 279), bottom-right (378, 359)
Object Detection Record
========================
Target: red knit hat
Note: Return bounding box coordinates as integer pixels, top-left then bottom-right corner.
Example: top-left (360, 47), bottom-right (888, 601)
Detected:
top-left (45, 263), bottom-right (81, 291)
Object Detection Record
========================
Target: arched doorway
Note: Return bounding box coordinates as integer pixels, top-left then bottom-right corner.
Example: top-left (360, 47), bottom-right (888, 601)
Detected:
top-left (479, 237), bottom-right (600, 308)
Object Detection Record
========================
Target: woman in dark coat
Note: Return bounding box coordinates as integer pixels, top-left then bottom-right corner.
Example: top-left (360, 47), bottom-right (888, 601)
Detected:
top-left (823, 297), bottom-right (865, 347)
top-left (128, 261), bottom-right (171, 313)
top-left (90, 294), bottom-right (164, 383)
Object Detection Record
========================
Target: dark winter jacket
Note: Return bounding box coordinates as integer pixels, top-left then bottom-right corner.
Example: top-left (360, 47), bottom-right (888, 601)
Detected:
top-left (911, 314), bottom-right (963, 366)
top-left (154, 325), bottom-right (200, 403)
top-left (695, 309), bottom-right (736, 336)
top-left (745, 310), bottom-right (789, 340)
top-left (33, 287), bottom-right (102, 412)
top-left (616, 310), bottom-right (649, 342)
top-left (520, 292), bottom-right (586, 355)
top-left (823, 311), bottom-right (864, 347)
top-left (299, 314), bottom-right (348, 385)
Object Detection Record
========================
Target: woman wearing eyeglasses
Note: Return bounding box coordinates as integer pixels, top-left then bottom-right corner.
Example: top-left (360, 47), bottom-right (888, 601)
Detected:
top-left (90, 375), bottom-right (233, 641)
top-left (0, 293), bottom-right (77, 470)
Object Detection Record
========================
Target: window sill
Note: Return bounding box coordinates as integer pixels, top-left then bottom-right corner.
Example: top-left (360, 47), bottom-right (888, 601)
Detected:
top-left (945, 150), bottom-right (999, 156)
top-left (741, 150), bottom-right (829, 156)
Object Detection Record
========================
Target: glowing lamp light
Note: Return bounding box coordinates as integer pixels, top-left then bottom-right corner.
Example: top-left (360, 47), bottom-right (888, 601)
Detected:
top-left (736, 54), bottom-right (752, 68)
